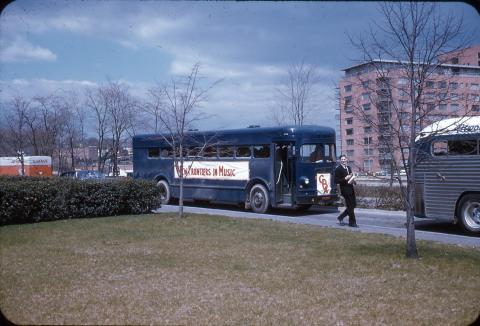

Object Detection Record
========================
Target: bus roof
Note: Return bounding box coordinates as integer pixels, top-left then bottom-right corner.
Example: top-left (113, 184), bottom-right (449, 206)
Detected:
top-left (416, 116), bottom-right (480, 142)
top-left (133, 125), bottom-right (335, 147)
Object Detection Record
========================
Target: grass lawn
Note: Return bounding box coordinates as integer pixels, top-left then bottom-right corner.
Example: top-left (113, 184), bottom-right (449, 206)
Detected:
top-left (1, 213), bottom-right (479, 325)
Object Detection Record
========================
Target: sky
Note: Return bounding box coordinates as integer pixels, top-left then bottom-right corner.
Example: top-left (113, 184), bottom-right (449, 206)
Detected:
top-left (1, 0), bottom-right (479, 132)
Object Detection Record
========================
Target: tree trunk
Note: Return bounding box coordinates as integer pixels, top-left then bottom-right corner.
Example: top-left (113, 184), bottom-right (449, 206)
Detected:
top-left (178, 145), bottom-right (185, 218)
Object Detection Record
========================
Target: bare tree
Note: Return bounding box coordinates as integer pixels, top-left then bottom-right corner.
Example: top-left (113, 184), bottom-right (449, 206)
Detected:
top-left (142, 86), bottom-right (165, 133)
top-left (273, 62), bottom-right (319, 125)
top-left (350, 2), bottom-right (471, 258)
top-left (58, 90), bottom-right (83, 172)
top-left (151, 63), bottom-right (220, 218)
top-left (105, 81), bottom-right (137, 176)
top-left (1, 96), bottom-right (31, 175)
top-left (85, 85), bottom-right (110, 173)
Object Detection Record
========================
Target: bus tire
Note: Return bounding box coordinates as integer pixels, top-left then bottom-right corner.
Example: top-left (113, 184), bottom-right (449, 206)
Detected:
top-left (157, 180), bottom-right (171, 205)
top-left (457, 194), bottom-right (480, 234)
top-left (249, 184), bottom-right (270, 214)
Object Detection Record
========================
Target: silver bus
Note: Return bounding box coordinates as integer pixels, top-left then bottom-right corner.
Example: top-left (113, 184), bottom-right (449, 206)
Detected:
top-left (414, 116), bottom-right (480, 234)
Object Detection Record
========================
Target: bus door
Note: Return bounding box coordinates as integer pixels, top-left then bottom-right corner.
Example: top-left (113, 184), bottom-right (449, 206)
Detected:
top-left (274, 143), bottom-right (295, 205)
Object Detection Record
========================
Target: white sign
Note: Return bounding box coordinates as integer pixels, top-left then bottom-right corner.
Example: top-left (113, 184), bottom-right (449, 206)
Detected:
top-left (174, 161), bottom-right (249, 181)
top-left (316, 173), bottom-right (331, 195)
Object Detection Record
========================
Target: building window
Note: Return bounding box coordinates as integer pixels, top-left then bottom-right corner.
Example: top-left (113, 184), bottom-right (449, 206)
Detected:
top-left (345, 118), bottom-right (353, 125)
top-left (362, 80), bottom-right (370, 88)
top-left (426, 81), bottom-right (435, 88)
top-left (470, 94), bottom-right (480, 102)
top-left (450, 103), bottom-right (459, 111)
top-left (451, 93), bottom-right (459, 101)
top-left (397, 77), bottom-right (408, 86)
top-left (399, 111), bottom-right (410, 120)
top-left (449, 82), bottom-right (458, 90)
top-left (362, 103), bottom-right (371, 111)
top-left (345, 106), bottom-right (353, 113)
top-left (364, 148), bottom-right (374, 155)
top-left (346, 129), bottom-right (354, 136)
top-left (451, 57), bottom-right (459, 64)
top-left (363, 159), bottom-right (373, 171)
top-left (438, 81), bottom-right (447, 89)
top-left (364, 137), bottom-right (373, 145)
top-left (398, 89), bottom-right (408, 97)
top-left (346, 139), bottom-right (354, 146)
top-left (439, 104), bottom-right (447, 111)
top-left (399, 100), bottom-right (408, 108)
top-left (344, 84), bottom-right (352, 92)
top-left (470, 83), bottom-right (479, 91)
top-left (364, 126), bottom-right (372, 133)
top-left (344, 96), bottom-right (352, 106)
top-left (438, 93), bottom-right (447, 100)
top-left (472, 105), bottom-right (480, 112)
top-left (361, 92), bottom-right (370, 100)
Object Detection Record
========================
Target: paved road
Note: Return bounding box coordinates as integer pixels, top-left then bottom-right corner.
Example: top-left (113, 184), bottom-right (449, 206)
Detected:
top-left (156, 204), bottom-right (480, 248)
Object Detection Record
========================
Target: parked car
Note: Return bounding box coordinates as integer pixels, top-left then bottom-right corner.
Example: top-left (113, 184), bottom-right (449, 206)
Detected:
top-left (60, 170), bottom-right (106, 180)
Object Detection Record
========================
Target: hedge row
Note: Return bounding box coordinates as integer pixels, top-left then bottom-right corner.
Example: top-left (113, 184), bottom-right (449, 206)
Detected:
top-left (354, 184), bottom-right (405, 210)
top-left (0, 176), bottom-right (161, 225)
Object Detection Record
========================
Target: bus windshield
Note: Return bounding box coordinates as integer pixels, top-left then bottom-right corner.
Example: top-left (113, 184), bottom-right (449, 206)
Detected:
top-left (300, 144), bottom-right (336, 163)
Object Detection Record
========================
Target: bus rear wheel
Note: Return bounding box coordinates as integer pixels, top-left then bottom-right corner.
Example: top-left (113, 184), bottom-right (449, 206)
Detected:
top-left (249, 184), bottom-right (270, 214)
top-left (157, 180), bottom-right (171, 205)
top-left (457, 194), bottom-right (480, 234)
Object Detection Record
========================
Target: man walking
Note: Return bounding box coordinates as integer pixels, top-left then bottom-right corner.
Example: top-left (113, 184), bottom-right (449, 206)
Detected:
top-left (334, 154), bottom-right (358, 227)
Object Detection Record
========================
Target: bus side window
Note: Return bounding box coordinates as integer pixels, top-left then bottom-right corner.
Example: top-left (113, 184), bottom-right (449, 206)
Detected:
top-left (432, 140), bottom-right (448, 156)
top-left (160, 147), bottom-right (173, 158)
top-left (253, 145), bottom-right (270, 158)
top-left (188, 147), bottom-right (202, 158)
top-left (204, 146), bottom-right (217, 158)
top-left (448, 139), bottom-right (478, 155)
top-left (218, 145), bottom-right (234, 158)
top-left (148, 147), bottom-right (160, 159)
top-left (236, 145), bottom-right (251, 158)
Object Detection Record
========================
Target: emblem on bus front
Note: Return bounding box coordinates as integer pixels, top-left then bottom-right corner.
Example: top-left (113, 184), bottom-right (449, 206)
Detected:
top-left (317, 173), bottom-right (331, 195)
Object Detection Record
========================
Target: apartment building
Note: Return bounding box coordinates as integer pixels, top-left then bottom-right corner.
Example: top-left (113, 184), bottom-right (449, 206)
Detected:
top-left (337, 46), bottom-right (480, 174)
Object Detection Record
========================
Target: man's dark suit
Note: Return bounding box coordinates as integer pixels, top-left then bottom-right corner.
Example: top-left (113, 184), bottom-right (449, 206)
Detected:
top-left (334, 164), bottom-right (357, 226)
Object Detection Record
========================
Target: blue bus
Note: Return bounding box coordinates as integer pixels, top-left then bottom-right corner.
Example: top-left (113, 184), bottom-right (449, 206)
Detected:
top-left (132, 125), bottom-right (338, 213)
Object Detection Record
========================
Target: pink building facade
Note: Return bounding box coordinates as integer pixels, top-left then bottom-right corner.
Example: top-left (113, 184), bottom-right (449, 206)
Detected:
top-left (338, 46), bottom-right (480, 174)
top-left (438, 45), bottom-right (480, 66)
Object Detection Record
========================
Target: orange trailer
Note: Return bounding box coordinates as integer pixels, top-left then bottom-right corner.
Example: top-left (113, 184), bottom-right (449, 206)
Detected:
top-left (0, 156), bottom-right (52, 177)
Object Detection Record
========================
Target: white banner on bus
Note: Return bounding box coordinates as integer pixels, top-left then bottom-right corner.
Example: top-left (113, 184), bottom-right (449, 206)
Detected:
top-left (316, 173), bottom-right (332, 195)
top-left (174, 161), bottom-right (249, 181)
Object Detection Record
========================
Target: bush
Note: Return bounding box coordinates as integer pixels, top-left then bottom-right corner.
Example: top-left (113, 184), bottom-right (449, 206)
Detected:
top-left (0, 176), bottom-right (161, 225)
top-left (354, 184), bottom-right (405, 210)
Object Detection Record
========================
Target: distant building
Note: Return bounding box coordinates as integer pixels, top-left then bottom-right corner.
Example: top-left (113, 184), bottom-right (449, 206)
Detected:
top-left (338, 45), bottom-right (480, 173)
top-left (438, 45), bottom-right (480, 66)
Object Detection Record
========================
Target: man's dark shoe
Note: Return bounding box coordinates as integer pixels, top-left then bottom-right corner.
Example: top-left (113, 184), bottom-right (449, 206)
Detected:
top-left (348, 223), bottom-right (359, 228)
top-left (337, 216), bottom-right (345, 226)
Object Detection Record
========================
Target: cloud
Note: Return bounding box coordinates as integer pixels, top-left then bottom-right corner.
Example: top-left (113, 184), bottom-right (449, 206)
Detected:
top-left (0, 78), bottom-right (97, 99)
top-left (0, 39), bottom-right (57, 63)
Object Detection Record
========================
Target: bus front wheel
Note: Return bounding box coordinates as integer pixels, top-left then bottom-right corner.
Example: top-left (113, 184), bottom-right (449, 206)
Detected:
top-left (457, 194), bottom-right (480, 234)
top-left (157, 180), bottom-right (171, 205)
top-left (249, 184), bottom-right (270, 214)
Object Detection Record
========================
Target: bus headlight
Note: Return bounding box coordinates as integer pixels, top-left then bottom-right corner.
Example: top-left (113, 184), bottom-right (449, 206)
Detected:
top-left (300, 176), bottom-right (310, 186)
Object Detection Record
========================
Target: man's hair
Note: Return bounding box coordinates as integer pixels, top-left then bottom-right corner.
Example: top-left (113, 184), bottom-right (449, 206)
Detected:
top-left (339, 154), bottom-right (347, 160)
